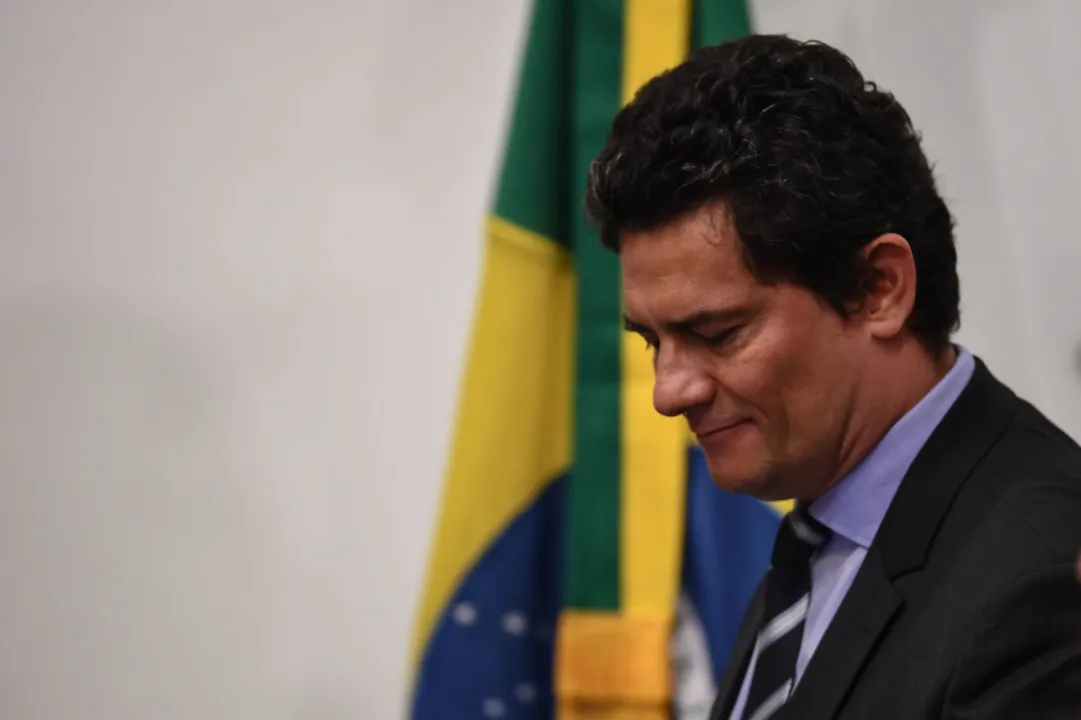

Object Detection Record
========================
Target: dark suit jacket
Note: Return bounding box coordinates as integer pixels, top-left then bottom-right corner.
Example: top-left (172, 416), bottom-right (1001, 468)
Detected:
top-left (710, 358), bottom-right (1081, 720)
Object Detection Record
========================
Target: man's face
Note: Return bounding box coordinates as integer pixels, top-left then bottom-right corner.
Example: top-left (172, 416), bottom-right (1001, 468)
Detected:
top-left (620, 206), bottom-right (870, 500)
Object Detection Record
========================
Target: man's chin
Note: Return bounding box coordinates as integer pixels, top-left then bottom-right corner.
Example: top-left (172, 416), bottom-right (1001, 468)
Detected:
top-left (705, 461), bottom-right (790, 501)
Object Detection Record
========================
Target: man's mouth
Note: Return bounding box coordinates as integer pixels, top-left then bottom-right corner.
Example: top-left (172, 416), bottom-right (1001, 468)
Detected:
top-left (694, 419), bottom-right (751, 441)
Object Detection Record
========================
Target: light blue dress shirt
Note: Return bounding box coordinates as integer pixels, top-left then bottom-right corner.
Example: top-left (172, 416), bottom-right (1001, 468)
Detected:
top-left (729, 348), bottom-right (976, 719)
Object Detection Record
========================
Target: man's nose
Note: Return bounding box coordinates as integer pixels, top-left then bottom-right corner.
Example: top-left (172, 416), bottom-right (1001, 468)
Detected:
top-left (652, 345), bottom-right (713, 418)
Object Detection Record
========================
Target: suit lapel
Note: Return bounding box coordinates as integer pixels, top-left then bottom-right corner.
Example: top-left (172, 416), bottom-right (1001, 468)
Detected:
top-left (710, 580), bottom-right (767, 720)
top-left (782, 357), bottom-right (1020, 719)
top-left (782, 548), bottom-right (902, 719)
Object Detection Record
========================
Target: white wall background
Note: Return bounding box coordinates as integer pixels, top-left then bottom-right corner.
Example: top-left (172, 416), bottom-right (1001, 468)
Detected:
top-left (0, 1), bottom-right (529, 718)
top-left (0, 1), bottom-right (1077, 719)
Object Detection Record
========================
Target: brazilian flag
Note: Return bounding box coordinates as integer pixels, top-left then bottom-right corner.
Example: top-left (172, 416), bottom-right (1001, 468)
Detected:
top-left (410, 2), bottom-right (787, 718)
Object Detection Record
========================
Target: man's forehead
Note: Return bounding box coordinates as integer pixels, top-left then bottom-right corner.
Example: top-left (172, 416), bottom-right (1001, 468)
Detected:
top-left (622, 261), bottom-right (757, 323)
top-left (621, 235), bottom-right (751, 296)
top-left (620, 210), bottom-right (744, 280)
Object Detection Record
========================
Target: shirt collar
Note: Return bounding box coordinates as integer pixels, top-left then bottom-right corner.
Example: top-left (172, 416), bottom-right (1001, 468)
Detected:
top-left (809, 347), bottom-right (976, 548)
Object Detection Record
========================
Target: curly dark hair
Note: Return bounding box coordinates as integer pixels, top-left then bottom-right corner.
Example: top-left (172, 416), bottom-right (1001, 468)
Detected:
top-left (585, 34), bottom-right (959, 353)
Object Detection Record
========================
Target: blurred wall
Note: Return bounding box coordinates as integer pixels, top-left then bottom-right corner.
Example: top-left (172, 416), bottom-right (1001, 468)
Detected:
top-left (0, 0), bottom-right (1078, 719)
top-left (0, 1), bottom-right (530, 718)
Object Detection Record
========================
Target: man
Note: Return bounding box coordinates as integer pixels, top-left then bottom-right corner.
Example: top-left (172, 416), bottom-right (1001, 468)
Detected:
top-left (585, 34), bottom-right (1081, 720)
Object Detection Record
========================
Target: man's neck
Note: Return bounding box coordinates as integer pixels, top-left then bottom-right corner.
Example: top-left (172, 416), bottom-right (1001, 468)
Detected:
top-left (822, 342), bottom-right (958, 498)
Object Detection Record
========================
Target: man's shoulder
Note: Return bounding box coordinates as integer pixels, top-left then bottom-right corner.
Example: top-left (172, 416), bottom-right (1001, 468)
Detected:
top-left (907, 360), bottom-right (1081, 563)
top-left (962, 358), bottom-right (1081, 476)
top-left (894, 398), bottom-right (1081, 645)
top-left (983, 396), bottom-right (1081, 494)
top-left (1002, 393), bottom-right (1081, 457)
top-left (921, 402), bottom-right (1081, 718)
top-left (881, 361), bottom-right (1081, 581)
top-left (955, 396), bottom-right (1081, 564)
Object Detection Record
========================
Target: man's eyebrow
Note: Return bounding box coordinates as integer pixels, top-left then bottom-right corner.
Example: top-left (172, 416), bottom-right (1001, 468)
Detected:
top-left (622, 307), bottom-right (747, 334)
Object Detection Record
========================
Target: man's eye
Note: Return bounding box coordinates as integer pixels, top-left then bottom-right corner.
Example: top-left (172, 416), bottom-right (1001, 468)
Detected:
top-left (702, 328), bottom-right (738, 346)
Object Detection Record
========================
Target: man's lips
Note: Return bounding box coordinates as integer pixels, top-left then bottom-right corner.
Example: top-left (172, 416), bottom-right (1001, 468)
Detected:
top-left (694, 419), bottom-right (751, 440)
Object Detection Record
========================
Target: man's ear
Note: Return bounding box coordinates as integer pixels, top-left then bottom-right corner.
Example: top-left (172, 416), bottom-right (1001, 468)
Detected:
top-left (860, 233), bottom-right (917, 341)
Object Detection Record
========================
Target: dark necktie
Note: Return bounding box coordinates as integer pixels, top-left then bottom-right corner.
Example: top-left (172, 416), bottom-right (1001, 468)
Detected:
top-left (742, 505), bottom-right (831, 720)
